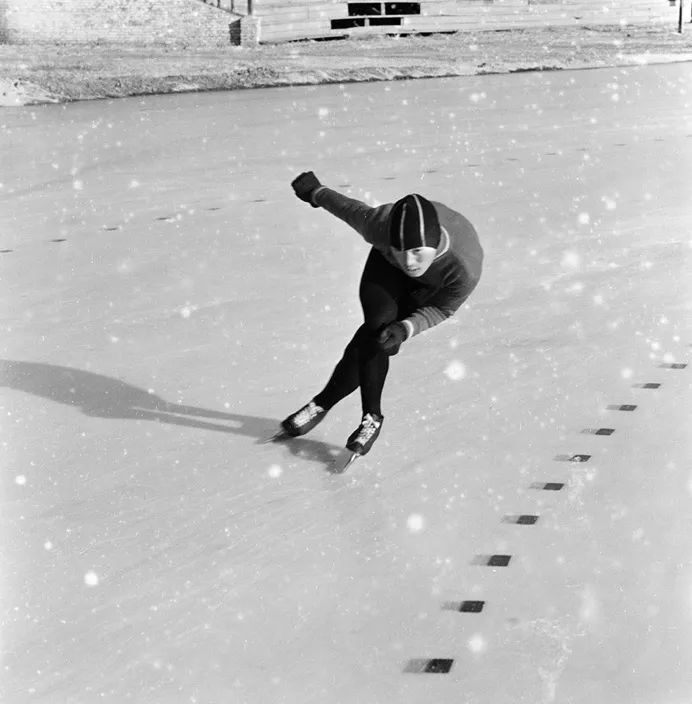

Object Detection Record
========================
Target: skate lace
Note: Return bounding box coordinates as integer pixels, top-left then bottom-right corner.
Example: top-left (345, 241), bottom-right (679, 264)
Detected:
top-left (294, 402), bottom-right (322, 427)
top-left (356, 414), bottom-right (381, 443)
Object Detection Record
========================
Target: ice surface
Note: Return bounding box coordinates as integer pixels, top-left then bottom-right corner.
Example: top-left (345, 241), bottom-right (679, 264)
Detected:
top-left (1, 63), bottom-right (691, 704)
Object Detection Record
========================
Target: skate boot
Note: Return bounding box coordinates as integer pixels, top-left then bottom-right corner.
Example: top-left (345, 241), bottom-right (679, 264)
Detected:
top-left (346, 412), bottom-right (384, 456)
top-left (280, 400), bottom-right (328, 437)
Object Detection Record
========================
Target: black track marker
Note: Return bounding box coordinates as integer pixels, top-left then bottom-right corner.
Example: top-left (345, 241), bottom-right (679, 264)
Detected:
top-left (554, 454), bottom-right (591, 462)
top-left (459, 600), bottom-right (485, 612)
top-left (607, 404), bottom-right (637, 411)
top-left (634, 382), bottom-right (661, 389)
top-left (404, 658), bottom-right (454, 674)
top-left (51, 238), bottom-right (67, 243)
top-left (425, 659), bottom-right (454, 673)
top-left (487, 554), bottom-right (511, 567)
top-left (582, 428), bottom-right (615, 435)
top-left (0, 249), bottom-right (12, 253)
top-left (659, 363), bottom-right (687, 369)
top-left (503, 514), bottom-right (539, 524)
top-left (531, 482), bottom-right (564, 490)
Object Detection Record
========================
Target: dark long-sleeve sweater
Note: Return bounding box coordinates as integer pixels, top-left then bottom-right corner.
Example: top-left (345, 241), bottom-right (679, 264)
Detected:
top-left (312, 187), bottom-right (484, 338)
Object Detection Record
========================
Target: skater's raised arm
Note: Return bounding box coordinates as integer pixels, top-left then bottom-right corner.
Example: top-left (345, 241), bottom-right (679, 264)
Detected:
top-left (291, 171), bottom-right (390, 246)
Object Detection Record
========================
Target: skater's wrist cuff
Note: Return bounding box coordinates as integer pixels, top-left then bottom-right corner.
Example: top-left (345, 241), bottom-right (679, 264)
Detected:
top-left (401, 319), bottom-right (415, 340)
top-left (310, 186), bottom-right (327, 206)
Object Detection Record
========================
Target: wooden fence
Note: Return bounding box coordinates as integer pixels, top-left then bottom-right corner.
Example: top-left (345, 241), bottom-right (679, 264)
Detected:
top-left (243, 0), bottom-right (680, 43)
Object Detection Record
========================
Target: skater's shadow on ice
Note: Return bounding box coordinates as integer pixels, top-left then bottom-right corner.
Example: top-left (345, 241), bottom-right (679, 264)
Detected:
top-left (0, 360), bottom-right (341, 467)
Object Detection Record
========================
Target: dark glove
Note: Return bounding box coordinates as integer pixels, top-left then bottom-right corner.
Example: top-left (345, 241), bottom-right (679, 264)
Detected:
top-left (291, 171), bottom-right (322, 207)
top-left (376, 322), bottom-right (408, 356)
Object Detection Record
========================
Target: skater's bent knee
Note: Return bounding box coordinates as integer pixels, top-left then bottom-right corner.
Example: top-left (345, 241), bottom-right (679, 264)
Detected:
top-left (363, 314), bottom-right (397, 335)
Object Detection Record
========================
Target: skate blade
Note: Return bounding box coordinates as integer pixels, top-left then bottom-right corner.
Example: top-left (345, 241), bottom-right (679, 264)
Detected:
top-left (261, 429), bottom-right (291, 444)
top-left (330, 451), bottom-right (360, 473)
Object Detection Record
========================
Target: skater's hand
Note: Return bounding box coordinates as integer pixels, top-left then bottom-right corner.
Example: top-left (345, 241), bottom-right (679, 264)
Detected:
top-left (376, 322), bottom-right (408, 356)
top-left (292, 171), bottom-right (323, 207)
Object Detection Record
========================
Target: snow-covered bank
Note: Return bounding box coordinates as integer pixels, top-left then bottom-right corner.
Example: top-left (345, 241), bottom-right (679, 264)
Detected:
top-left (2, 25), bottom-right (692, 106)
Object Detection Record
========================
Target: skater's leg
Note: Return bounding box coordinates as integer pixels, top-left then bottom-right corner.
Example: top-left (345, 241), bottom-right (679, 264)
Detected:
top-left (313, 326), bottom-right (365, 411)
top-left (357, 250), bottom-right (408, 416)
top-left (315, 323), bottom-right (390, 416)
top-left (315, 249), bottom-right (407, 417)
top-left (358, 348), bottom-right (389, 417)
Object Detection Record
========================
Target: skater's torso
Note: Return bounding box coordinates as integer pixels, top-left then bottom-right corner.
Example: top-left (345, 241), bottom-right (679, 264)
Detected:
top-left (313, 187), bottom-right (484, 336)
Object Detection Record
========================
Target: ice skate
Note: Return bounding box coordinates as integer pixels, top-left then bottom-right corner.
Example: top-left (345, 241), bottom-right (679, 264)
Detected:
top-left (345, 412), bottom-right (384, 456)
top-left (279, 400), bottom-right (328, 438)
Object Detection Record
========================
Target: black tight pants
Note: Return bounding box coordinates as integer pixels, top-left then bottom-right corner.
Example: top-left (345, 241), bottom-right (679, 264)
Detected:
top-left (314, 249), bottom-right (415, 417)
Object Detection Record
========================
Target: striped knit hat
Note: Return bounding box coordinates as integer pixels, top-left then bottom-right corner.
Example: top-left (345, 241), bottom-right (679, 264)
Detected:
top-left (389, 194), bottom-right (441, 251)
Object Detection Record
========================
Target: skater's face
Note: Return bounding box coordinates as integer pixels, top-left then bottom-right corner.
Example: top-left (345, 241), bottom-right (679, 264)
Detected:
top-left (390, 246), bottom-right (437, 277)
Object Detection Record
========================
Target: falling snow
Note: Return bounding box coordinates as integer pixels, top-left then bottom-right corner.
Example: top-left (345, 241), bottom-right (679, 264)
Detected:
top-left (444, 360), bottom-right (467, 381)
top-left (84, 572), bottom-right (100, 587)
top-left (407, 514), bottom-right (425, 533)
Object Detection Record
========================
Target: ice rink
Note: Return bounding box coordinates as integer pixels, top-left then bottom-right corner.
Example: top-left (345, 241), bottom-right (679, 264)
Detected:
top-left (2, 62), bottom-right (691, 703)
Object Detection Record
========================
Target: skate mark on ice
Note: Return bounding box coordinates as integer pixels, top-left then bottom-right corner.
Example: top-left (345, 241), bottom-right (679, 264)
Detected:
top-left (251, 198), bottom-right (267, 203)
top-left (156, 216), bottom-right (176, 222)
top-left (50, 238), bottom-right (67, 243)
top-left (581, 428), bottom-right (614, 436)
top-left (607, 404), bottom-right (637, 411)
top-left (380, 176), bottom-right (397, 181)
top-left (473, 554), bottom-right (512, 567)
top-left (102, 226), bottom-right (120, 232)
top-left (634, 382), bottom-right (661, 388)
top-left (503, 514), bottom-right (539, 525)
top-left (0, 360), bottom-right (343, 468)
top-left (554, 454), bottom-right (591, 463)
top-left (404, 658), bottom-right (454, 674)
